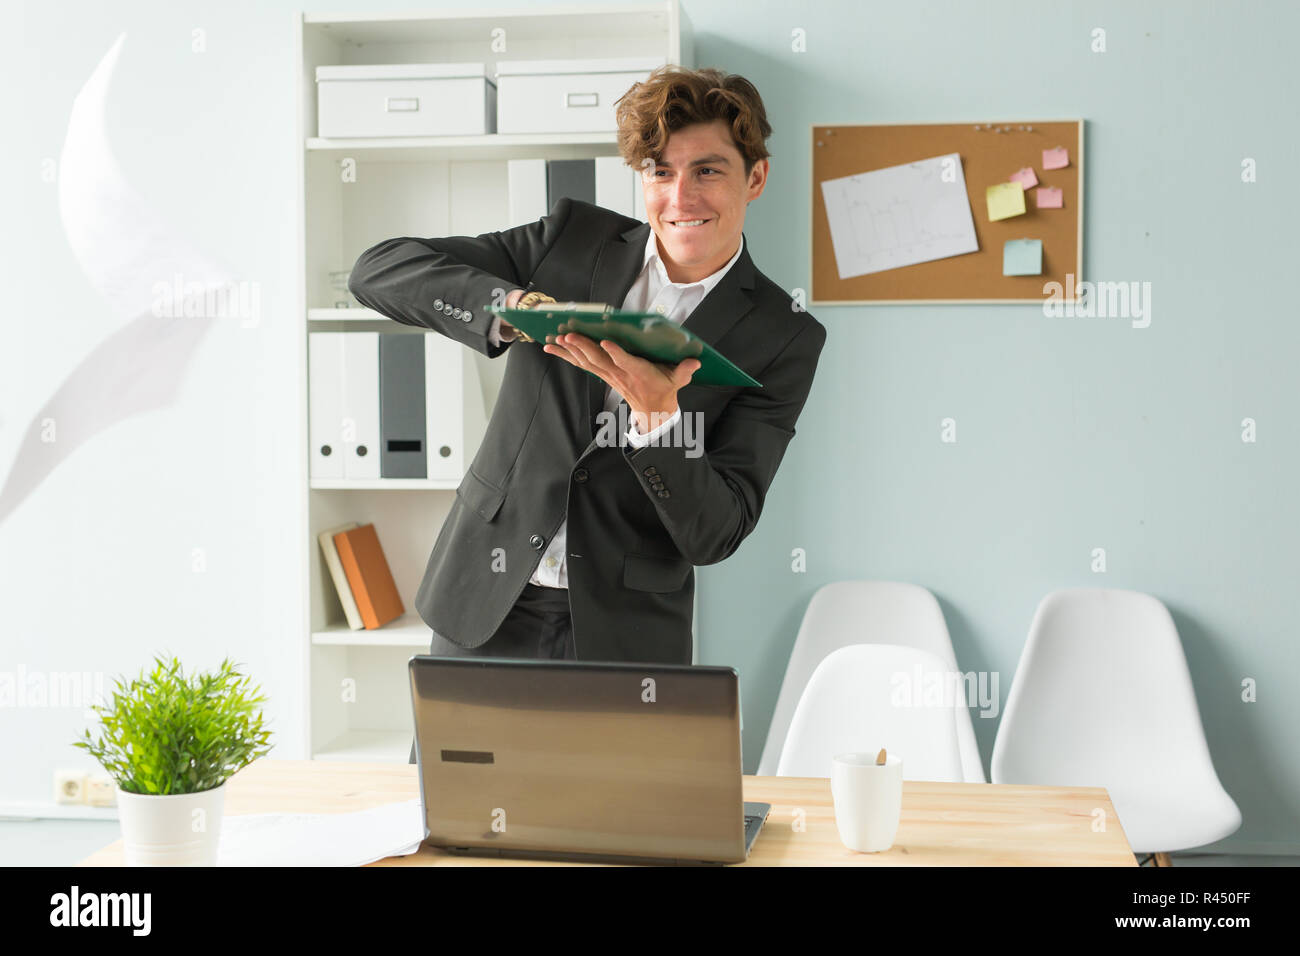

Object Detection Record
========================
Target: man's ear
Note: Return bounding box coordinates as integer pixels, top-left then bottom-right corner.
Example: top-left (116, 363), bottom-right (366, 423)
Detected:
top-left (747, 158), bottom-right (770, 201)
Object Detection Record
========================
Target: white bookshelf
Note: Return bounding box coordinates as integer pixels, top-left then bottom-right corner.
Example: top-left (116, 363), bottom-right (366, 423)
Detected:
top-left (309, 478), bottom-right (462, 490)
top-left (296, 3), bottom-right (694, 764)
top-left (307, 307), bottom-right (382, 320)
top-left (312, 613), bottom-right (431, 648)
top-left (312, 730), bottom-right (414, 764)
top-left (307, 131), bottom-right (622, 162)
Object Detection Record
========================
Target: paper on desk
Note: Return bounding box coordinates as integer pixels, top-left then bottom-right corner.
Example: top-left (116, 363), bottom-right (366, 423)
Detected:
top-left (819, 152), bottom-right (978, 279)
top-left (217, 798), bottom-right (425, 866)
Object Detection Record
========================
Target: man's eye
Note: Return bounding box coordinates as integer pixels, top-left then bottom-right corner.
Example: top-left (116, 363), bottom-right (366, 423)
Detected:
top-left (699, 168), bottom-right (718, 176)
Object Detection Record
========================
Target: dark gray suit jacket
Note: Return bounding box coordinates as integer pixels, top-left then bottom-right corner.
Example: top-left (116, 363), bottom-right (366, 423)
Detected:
top-left (348, 198), bottom-right (826, 664)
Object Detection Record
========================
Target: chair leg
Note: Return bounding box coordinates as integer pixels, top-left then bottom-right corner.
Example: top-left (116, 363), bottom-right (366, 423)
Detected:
top-left (1153, 852), bottom-right (1173, 867)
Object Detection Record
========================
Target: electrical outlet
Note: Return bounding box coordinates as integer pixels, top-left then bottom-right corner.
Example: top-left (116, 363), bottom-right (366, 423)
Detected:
top-left (86, 775), bottom-right (116, 807)
top-left (54, 769), bottom-right (88, 805)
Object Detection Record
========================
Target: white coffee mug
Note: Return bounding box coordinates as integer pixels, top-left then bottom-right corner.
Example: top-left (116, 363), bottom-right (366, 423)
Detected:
top-left (830, 752), bottom-right (903, 852)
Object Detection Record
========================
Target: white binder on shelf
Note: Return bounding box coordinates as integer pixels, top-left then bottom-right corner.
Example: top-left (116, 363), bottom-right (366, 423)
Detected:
top-left (425, 336), bottom-right (487, 483)
top-left (595, 156), bottom-right (636, 218)
top-left (507, 158), bottom-right (548, 226)
top-left (309, 333), bottom-right (345, 479)
top-left (342, 332), bottom-right (381, 480)
top-left (632, 169), bottom-right (647, 222)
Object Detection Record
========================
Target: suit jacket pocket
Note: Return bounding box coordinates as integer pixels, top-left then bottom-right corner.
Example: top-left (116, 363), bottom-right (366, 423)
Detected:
top-left (457, 468), bottom-right (506, 522)
top-left (623, 553), bottom-right (691, 593)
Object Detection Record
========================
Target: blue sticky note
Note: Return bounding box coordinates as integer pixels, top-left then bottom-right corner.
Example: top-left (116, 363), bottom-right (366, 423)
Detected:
top-left (1003, 239), bottom-right (1043, 276)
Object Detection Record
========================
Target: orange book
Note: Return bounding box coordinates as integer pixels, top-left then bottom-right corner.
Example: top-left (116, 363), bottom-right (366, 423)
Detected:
top-left (332, 523), bottom-right (404, 629)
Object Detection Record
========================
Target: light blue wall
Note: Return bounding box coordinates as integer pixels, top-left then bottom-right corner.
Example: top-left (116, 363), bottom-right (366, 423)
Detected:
top-left (690, 0), bottom-right (1299, 855)
top-left (5, 0), bottom-right (1294, 854)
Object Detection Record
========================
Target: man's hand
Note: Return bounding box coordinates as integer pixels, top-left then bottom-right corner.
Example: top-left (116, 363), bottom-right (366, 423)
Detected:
top-left (498, 288), bottom-right (525, 338)
top-left (543, 332), bottom-right (701, 434)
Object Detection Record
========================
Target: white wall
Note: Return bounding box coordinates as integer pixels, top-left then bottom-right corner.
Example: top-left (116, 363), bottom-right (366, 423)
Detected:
top-left (1, 1), bottom-right (309, 807)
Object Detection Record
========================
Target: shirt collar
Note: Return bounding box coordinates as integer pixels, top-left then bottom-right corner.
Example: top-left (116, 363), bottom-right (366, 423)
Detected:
top-left (642, 227), bottom-right (745, 296)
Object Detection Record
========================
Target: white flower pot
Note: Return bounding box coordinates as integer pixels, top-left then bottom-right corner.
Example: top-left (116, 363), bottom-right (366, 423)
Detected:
top-left (115, 782), bottom-right (227, 866)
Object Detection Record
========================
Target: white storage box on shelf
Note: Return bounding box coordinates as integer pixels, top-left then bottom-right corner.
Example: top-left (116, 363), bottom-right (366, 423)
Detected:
top-left (495, 57), bottom-right (667, 134)
top-left (315, 62), bottom-right (496, 138)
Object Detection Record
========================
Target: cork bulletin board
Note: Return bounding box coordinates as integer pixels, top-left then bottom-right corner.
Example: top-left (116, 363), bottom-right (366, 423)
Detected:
top-left (810, 120), bottom-right (1084, 304)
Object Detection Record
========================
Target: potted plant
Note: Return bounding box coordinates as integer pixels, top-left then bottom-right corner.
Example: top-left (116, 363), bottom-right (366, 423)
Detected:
top-left (74, 654), bottom-right (273, 866)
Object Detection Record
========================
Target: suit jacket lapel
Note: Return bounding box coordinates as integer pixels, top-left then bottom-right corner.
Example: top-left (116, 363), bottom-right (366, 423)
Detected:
top-left (585, 221), bottom-right (651, 427)
top-left (583, 220), bottom-right (759, 442)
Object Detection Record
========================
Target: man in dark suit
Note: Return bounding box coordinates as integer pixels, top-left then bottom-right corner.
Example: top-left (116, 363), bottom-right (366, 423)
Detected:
top-left (348, 66), bottom-right (825, 679)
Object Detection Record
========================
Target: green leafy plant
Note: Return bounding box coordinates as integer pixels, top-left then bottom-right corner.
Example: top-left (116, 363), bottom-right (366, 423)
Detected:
top-left (74, 654), bottom-right (273, 795)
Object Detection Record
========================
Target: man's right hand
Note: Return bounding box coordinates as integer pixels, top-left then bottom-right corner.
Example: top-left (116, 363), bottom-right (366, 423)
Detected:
top-left (499, 288), bottom-right (525, 338)
top-left (500, 287), bottom-right (555, 340)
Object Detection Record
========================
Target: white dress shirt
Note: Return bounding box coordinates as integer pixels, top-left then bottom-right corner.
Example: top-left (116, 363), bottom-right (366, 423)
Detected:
top-left (486, 228), bottom-right (744, 588)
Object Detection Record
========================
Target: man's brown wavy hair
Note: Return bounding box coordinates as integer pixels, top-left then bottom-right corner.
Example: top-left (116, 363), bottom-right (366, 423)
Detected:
top-left (614, 65), bottom-right (773, 178)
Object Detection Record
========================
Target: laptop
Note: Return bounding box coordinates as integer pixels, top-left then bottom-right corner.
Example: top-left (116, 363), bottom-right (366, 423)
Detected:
top-left (408, 656), bottom-right (770, 865)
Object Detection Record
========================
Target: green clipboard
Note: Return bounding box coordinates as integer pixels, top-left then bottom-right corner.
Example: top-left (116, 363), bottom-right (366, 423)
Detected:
top-left (488, 302), bottom-right (761, 388)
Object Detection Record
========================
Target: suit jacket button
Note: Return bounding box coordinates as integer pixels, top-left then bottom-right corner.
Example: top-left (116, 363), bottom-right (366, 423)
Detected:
top-left (657, 490), bottom-right (670, 499)
top-left (433, 298), bottom-right (445, 310)
top-left (443, 303), bottom-right (454, 314)
top-left (643, 466), bottom-right (657, 476)
top-left (530, 534), bottom-right (545, 549)
top-left (452, 307), bottom-right (463, 319)
top-left (464, 310), bottom-right (474, 322)
top-left (574, 468), bottom-right (589, 482)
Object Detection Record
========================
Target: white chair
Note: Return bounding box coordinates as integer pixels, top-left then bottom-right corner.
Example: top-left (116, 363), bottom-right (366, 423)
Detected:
top-left (759, 582), bottom-right (986, 782)
top-left (991, 588), bottom-right (1241, 859)
top-left (776, 644), bottom-right (965, 781)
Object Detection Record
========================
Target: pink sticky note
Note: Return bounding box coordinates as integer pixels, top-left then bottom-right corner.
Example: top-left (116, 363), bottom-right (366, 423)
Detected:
top-left (1036, 186), bottom-right (1063, 209)
top-left (1009, 167), bottom-right (1038, 190)
top-left (1043, 147), bottom-right (1069, 170)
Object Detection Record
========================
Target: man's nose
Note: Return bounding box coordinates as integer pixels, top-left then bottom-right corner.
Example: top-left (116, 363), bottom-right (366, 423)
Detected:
top-left (670, 172), bottom-right (699, 206)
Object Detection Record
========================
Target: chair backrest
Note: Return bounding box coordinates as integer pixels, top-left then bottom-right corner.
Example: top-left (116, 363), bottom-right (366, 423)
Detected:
top-left (991, 588), bottom-right (1222, 789)
top-left (775, 644), bottom-right (966, 782)
top-left (759, 582), bottom-right (986, 781)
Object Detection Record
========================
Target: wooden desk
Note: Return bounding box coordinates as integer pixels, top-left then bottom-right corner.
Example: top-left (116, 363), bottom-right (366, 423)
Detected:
top-left (79, 759), bottom-right (1137, 866)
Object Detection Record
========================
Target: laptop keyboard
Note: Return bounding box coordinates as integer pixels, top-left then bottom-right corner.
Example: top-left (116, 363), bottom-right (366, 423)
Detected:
top-left (742, 801), bottom-right (771, 853)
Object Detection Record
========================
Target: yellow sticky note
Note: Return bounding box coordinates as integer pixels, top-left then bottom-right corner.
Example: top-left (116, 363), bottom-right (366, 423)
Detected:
top-left (986, 182), bottom-right (1026, 221)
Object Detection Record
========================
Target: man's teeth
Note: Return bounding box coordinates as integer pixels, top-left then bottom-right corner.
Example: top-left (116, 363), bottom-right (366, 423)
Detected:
top-left (671, 219), bottom-right (707, 226)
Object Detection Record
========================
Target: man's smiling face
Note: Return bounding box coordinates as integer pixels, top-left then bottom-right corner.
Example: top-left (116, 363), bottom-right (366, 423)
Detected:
top-left (641, 118), bottom-right (768, 284)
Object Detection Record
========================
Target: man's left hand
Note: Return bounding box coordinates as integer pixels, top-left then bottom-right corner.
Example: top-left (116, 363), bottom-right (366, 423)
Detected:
top-left (543, 333), bottom-right (700, 434)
